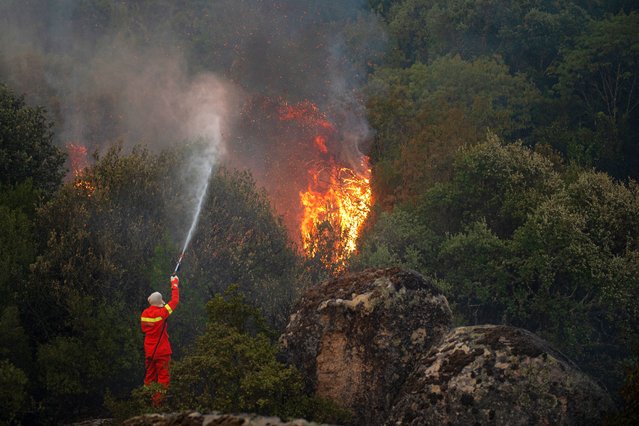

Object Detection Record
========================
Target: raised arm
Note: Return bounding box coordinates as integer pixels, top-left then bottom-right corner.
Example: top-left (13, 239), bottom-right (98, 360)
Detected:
top-left (166, 275), bottom-right (180, 313)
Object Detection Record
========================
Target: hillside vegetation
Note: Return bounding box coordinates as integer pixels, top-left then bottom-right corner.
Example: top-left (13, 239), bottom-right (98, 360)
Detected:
top-left (1, 0), bottom-right (638, 423)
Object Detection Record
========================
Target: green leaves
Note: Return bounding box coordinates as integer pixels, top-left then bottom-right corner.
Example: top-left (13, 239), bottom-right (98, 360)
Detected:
top-left (170, 286), bottom-right (350, 423)
top-left (0, 360), bottom-right (28, 424)
top-left (358, 133), bottom-right (639, 393)
top-left (0, 84), bottom-right (65, 197)
top-left (352, 207), bottom-right (436, 273)
top-left (171, 325), bottom-right (300, 416)
top-left (186, 168), bottom-right (302, 329)
top-left (206, 285), bottom-right (272, 337)
top-left (551, 12), bottom-right (639, 178)
top-left (384, 0), bottom-right (588, 72)
top-left (367, 56), bottom-right (541, 206)
top-left (437, 220), bottom-right (510, 325)
top-left (426, 135), bottom-right (560, 238)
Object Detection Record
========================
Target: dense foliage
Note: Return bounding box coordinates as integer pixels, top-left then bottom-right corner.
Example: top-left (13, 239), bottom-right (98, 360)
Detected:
top-left (367, 56), bottom-right (540, 206)
top-left (356, 1), bottom-right (639, 409)
top-left (0, 87), bottom-right (305, 422)
top-left (355, 136), bottom-right (639, 393)
top-left (0, 84), bottom-right (65, 197)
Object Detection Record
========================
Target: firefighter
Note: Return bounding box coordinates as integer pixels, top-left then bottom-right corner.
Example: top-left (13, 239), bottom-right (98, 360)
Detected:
top-left (140, 275), bottom-right (180, 405)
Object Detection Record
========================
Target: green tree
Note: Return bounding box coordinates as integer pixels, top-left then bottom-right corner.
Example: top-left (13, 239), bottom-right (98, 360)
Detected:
top-left (0, 305), bottom-right (31, 425)
top-left (36, 298), bottom-right (140, 421)
top-left (509, 192), bottom-right (606, 352)
top-left (0, 359), bottom-right (29, 425)
top-left (0, 181), bottom-right (38, 304)
top-left (170, 286), bottom-right (300, 416)
top-left (25, 144), bottom-right (175, 334)
top-left (186, 168), bottom-right (303, 331)
top-left (384, 0), bottom-right (588, 74)
top-left (0, 84), bottom-right (65, 196)
top-left (552, 12), bottom-right (639, 178)
top-left (507, 173), bottom-right (639, 390)
top-left (436, 220), bottom-right (510, 325)
top-left (498, 3), bottom-right (588, 81)
top-left (420, 134), bottom-right (561, 238)
top-left (367, 56), bottom-right (540, 206)
top-left (352, 208), bottom-right (437, 274)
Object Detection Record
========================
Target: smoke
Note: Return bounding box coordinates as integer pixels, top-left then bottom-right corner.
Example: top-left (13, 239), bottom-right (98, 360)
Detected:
top-left (0, 0), bottom-right (386, 243)
top-left (178, 73), bottom-right (240, 248)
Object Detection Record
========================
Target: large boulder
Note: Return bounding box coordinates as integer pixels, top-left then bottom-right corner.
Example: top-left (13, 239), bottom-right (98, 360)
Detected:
top-left (387, 325), bottom-right (615, 425)
top-left (280, 268), bottom-right (453, 425)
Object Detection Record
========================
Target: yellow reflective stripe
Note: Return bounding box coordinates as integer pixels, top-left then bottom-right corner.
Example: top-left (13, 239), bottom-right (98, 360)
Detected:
top-left (164, 304), bottom-right (173, 315)
top-left (141, 316), bottom-right (163, 323)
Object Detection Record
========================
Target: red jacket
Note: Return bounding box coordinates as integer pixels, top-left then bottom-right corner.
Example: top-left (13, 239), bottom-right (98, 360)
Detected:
top-left (141, 285), bottom-right (179, 358)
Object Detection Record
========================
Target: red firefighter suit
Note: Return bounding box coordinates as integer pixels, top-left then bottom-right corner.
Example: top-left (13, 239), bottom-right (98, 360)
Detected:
top-left (140, 276), bottom-right (180, 402)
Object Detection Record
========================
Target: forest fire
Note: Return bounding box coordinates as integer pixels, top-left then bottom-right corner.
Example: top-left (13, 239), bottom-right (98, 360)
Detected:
top-left (66, 143), bottom-right (95, 195)
top-left (67, 143), bottom-right (88, 175)
top-left (278, 101), bottom-right (372, 269)
top-left (299, 160), bottom-right (372, 263)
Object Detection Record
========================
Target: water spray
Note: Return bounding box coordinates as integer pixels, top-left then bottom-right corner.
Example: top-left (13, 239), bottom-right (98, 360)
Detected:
top-left (172, 163), bottom-right (213, 276)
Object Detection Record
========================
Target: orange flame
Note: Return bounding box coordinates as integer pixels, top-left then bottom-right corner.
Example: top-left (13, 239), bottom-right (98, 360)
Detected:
top-left (299, 159), bottom-right (371, 268)
top-left (66, 143), bottom-right (96, 196)
top-left (67, 143), bottom-right (89, 176)
top-left (314, 135), bottom-right (328, 154)
top-left (279, 100), bottom-right (334, 131)
top-left (280, 101), bottom-right (372, 270)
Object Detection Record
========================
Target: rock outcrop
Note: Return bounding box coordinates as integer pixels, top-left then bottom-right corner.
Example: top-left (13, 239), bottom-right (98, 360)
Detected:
top-left (387, 325), bottom-right (615, 425)
top-left (280, 268), bottom-right (453, 425)
top-left (122, 412), bottom-right (329, 426)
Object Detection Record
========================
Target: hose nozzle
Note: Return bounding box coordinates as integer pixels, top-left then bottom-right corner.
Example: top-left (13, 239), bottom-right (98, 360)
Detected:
top-left (173, 251), bottom-right (185, 275)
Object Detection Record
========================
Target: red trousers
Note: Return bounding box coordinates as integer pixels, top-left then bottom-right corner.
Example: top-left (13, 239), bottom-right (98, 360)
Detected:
top-left (144, 355), bottom-right (170, 406)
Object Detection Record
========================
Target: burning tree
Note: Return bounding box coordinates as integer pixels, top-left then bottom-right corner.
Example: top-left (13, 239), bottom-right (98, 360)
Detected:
top-left (66, 143), bottom-right (96, 196)
top-left (236, 98), bottom-right (373, 274)
top-left (299, 159), bottom-right (371, 272)
top-left (280, 101), bottom-right (371, 272)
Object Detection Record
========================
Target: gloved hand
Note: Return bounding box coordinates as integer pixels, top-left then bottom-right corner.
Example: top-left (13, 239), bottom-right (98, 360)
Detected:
top-left (171, 275), bottom-right (179, 289)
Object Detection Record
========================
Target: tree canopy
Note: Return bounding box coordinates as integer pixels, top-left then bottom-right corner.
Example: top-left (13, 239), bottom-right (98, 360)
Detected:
top-left (0, 84), bottom-right (65, 197)
top-left (355, 135), bottom-right (639, 394)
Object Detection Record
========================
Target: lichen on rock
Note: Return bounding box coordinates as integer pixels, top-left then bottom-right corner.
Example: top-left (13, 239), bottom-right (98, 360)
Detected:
top-left (280, 268), bottom-right (453, 425)
top-left (387, 325), bottom-right (616, 426)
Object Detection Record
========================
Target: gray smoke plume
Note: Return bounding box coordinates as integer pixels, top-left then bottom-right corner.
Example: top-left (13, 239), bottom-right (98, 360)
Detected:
top-left (0, 0), bottom-right (386, 241)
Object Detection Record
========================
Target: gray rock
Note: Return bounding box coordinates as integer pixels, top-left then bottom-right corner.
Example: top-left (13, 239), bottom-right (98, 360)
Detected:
top-left (68, 420), bottom-right (113, 426)
top-left (122, 411), bottom-right (330, 426)
top-left (280, 268), bottom-right (453, 425)
top-left (387, 325), bottom-right (616, 425)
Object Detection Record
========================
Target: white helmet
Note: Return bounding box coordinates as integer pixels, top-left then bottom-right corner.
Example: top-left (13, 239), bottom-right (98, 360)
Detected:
top-left (147, 292), bottom-right (165, 307)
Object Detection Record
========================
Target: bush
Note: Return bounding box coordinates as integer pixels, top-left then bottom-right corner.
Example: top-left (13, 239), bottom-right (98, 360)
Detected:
top-left (0, 360), bottom-right (29, 424)
top-left (168, 285), bottom-right (350, 422)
